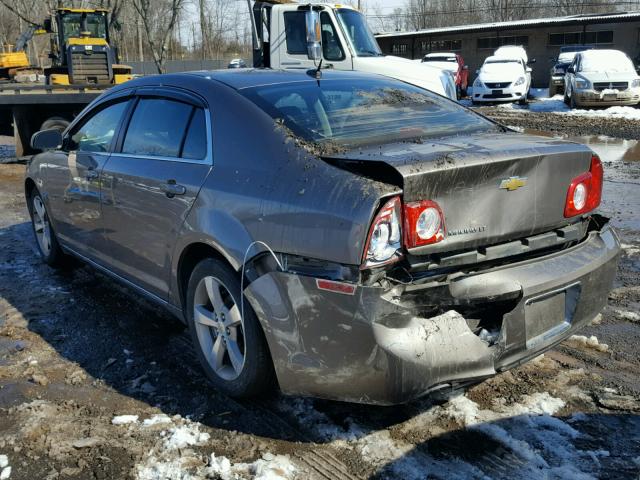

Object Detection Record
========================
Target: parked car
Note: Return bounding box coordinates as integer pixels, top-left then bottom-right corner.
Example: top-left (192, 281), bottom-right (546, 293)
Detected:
top-left (472, 55), bottom-right (532, 104)
top-left (548, 45), bottom-right (594, 96)
top-left (421, 52), bottom-right (469, 98)
top-left (26, 69), bottom-right (620, 405)
top-left (564, 49), bottom-right (640, 108)
top-left (227, 58), bottom-right (247, 69)
top-left (494, 45), bottom-right (531, 65)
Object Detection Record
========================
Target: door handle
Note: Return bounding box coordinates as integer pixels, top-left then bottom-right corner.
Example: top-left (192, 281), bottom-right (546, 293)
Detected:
top-left (160, 181), bottom-right (186, 198)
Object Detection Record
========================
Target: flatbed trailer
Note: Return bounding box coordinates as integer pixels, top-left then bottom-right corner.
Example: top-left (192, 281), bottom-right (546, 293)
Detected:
top-left (0, 83), bottom-right (111, 157)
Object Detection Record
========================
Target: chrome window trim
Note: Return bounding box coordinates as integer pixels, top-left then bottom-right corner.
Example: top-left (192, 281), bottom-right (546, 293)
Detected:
top-left (111, 107), bottom-right (214, 166)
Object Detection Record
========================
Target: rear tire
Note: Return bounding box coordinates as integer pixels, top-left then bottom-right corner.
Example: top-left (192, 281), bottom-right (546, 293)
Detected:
top-left (28, 189), bottom-right (69, 268)
top-left (185, 258), bottom-right (275, 398)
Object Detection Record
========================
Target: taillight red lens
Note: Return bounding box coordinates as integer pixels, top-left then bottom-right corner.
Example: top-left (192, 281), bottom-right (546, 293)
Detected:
top-left (564, 155), bottom-right (603, 218)
top-left (403, 200), bottom-right (446, 248)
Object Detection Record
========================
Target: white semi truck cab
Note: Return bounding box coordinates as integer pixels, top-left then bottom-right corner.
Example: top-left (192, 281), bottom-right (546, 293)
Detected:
top-left (250, 1), bottom-right (456, 99)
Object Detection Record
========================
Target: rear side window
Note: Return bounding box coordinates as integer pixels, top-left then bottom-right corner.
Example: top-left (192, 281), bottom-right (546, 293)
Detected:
top-left (68, 100), bottom-right (128, 152)
top-left (181, 108), bottom-right (207, 160)
top-left (122, 98), bottom-right (193, 158)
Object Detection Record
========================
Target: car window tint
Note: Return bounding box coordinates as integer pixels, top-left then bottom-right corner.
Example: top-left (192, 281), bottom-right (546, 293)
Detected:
top-left (181, 108), bottom-right (207, 160)
top-left (69, 100), bottom-right (128, 153)
top-left (123, 98), bottom-right (193, 157)
top-left (283, 12), bottom-right (306, 55)
top-left (321, 12), bottom-right (344, 61)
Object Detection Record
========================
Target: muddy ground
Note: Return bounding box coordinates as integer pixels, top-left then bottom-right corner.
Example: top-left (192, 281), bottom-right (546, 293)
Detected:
top-left (0, 107), bottom-right (639, 479)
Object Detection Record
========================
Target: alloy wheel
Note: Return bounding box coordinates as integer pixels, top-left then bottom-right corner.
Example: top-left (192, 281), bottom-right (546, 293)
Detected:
top-left (193, 276), bottom-right (246, 381)
top-left (32, 195), bottom-right (52, 256)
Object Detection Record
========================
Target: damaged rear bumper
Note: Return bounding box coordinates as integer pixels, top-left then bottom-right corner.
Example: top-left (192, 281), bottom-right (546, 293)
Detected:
top-left (244, 224), bottom-right (620, 405)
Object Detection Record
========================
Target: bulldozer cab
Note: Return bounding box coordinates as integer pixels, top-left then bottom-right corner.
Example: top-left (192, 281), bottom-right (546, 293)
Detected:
top-left (57, 9), bottom-right (109, 44)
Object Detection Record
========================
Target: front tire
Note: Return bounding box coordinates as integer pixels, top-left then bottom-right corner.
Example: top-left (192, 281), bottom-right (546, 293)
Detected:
top-left (569, 91), bottom-right (578, 109)
top-left (186, 258), bottom-right (274, 398)
top-left (28, 189), bottom-right (68, 267)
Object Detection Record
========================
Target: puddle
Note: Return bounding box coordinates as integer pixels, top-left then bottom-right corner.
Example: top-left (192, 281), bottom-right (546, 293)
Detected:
top-left (513, 127), bottom-right (640, 163)
top-left (562, 135), bottom-right (640, 163)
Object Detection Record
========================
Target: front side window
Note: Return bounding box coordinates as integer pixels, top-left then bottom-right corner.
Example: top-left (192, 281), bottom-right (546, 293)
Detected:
top-left (321, 12), bottom-right (344, 61)
top-left (68, 100), bottom-right (128, 152)
top-left (283, 11), bottom-right (307, 55)
top-left (242, 78), bottom-right (499, 148)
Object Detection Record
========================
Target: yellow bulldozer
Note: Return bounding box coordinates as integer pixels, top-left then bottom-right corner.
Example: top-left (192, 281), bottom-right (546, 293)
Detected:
top-left (0, 6), bottom-right (132, 85)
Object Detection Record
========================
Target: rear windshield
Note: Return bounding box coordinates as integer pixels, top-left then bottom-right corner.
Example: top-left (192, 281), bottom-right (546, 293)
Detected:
top-left (424, 56), bottom-right (456, 62)
top-left (240, 78), bottom-right (498, 148)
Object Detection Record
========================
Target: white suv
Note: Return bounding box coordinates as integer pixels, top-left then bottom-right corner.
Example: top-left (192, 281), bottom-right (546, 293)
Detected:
top-left (564, 49), bottom-right (640, 108)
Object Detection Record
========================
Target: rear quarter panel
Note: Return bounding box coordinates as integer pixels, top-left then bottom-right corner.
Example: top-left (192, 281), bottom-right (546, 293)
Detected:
top-left (170, 79), bottom-right (397, 306)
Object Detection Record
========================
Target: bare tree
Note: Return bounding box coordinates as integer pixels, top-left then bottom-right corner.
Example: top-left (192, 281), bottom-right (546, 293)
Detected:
top-left (132, 0), bottom-right (186, 73)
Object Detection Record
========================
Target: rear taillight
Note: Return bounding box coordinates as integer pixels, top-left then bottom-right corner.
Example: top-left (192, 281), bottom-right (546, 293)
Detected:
top-left (564, 155), bottom-right (603, 218)
top-left (403, 200), bottom-right (446, 248)
top-left (361, 196), bottom-right (402, 268)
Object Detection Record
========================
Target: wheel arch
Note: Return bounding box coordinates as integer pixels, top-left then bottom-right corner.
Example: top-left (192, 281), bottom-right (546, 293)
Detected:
top-left (24, 177), bottom-right (37, 211)
top-left (175, 241), bottom-right (238, 314)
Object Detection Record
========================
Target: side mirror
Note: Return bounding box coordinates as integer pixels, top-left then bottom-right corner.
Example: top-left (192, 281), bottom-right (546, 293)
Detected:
top-left (43, 18), bottom-right (52, 33)
top-left (526, 67), bottom-right (532, 73)
top-left (31, 129), bottom-right (62, 150)
top-left (305, 10), bottom-right (322, 61)
top-left (567, 66), bottom-right (575, 74)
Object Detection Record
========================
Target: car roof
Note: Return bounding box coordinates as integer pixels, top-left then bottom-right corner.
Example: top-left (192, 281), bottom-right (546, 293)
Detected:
top-left (484, 55), bottom-right (521, 63)
top-left (579, 48), bottom-right (626, 58)
top-left (425, 52), bottom-right (457, 57)
top-left (184, 68), bottom-right (385, 90)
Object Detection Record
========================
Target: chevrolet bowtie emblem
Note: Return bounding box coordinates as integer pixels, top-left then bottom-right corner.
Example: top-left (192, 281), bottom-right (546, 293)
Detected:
top-left (499, 176), bottom-right (527, 191)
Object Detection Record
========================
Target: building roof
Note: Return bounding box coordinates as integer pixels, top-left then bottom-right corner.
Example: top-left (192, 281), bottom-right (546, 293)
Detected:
top-left (375, 10), bottom-right (640, 38)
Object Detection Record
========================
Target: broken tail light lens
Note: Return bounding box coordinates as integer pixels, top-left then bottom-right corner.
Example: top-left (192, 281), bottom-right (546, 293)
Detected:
top-left (404, 200), bottom-right (446, 248)
top-left (362, 196), bottom-right (402, 269)
top-left (564, 154), bottom-right (603, 218)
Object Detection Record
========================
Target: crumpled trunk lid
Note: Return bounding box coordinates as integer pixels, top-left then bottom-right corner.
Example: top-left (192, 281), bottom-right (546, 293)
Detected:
top-left (326, 133), bottom-right (595, 255)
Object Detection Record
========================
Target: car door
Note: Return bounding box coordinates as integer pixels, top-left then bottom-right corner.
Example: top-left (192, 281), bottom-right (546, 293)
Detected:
top-left (44, 95), bottom-right (132, 259)
top-left (99, 89), bottom-right (212, 300)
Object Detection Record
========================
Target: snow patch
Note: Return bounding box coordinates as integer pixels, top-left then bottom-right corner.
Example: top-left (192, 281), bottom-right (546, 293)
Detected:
top-left (0, 457), bottom-right (6, 469)
top-left (0, 467), bottom-right (10, 480)
top-left (566, 335), bottom-right (609, 352)
top-left (207, 452), bottom-right (296, 480)
top-left (613, 309), bottom-right (640, 322)
top-left (137, 452), bottom-right (296, 480)
top-left (165, 424), bottom-right (210, 449)
top-left (142, 414), bottom-right (173, 427)
top-left (112, 414), bottom-right (139, 425)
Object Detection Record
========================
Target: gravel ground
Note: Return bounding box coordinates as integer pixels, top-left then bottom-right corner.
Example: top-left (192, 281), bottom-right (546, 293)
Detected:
top-left (1, 110), bottom-right (639, 479)
top-left (476, 104), bottom-right (640, 140)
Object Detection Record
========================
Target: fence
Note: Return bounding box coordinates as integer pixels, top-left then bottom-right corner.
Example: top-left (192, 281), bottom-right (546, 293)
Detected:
top-left (127, 59), bottom-right (248, 75)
